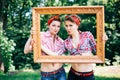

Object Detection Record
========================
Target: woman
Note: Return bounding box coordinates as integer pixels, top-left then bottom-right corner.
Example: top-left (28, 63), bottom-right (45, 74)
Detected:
top-left (24, 15), bottom-right (66, 80)
top-left (64, 14), bottom-right (107, 80)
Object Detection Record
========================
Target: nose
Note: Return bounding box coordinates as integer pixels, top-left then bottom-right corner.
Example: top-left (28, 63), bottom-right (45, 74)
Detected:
top-left (55, 26), bottom-right (59, 30)
top-left (67, 26), bottom-right (71, 30)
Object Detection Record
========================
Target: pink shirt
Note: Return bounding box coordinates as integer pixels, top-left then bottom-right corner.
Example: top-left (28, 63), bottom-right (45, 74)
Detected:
top-left (41, 31), bottom-right (64, 55)
top-left (64, 31), bottom-right (96, 55)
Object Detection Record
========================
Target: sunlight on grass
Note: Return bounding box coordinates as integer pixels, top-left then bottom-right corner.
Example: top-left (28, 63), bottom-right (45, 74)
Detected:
top-left (94, 66), bottom-right (120, 78)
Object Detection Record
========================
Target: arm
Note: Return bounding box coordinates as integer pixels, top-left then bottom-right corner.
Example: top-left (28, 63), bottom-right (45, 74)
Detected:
top-left (88, 32), bottom-right (96, 54)
top-left (41, 44), bottom-right (66, 56)
top-left (24, 37), bottom-right (58, 55)
top-left (24, 36), bottom-right (34, 54)
top-left (24, 27), bottom-right (36, 54)
top-left (41, 45), bottom-right (59, 56)
top-left (89, 32), bottom-right (108, 54)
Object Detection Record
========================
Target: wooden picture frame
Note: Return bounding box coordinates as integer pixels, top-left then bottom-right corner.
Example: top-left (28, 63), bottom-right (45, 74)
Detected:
top-left (32, 6), bottom-right (105, 63)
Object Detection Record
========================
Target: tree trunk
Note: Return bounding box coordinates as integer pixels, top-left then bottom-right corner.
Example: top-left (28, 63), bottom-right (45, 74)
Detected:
top-left (0, 0), bottom-right (7, 30)
top-left (0, 0), bottom-right (6, 72)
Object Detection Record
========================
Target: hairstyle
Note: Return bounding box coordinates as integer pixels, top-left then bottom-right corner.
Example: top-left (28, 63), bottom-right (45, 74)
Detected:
top-left (65, 14), bottom-right (81, 26)
top-left (47, 14), bottom-right (61, 25)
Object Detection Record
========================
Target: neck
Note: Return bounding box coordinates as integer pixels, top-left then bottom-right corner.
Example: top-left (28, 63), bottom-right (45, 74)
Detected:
top-left (50, 32), bottom-right (56, 43)
top-left (71, 30), bottom-right (79, 39)
top-left (51, 34), bottom-right (56, 38)
top-left (49, 31), bottom-right (56, 38)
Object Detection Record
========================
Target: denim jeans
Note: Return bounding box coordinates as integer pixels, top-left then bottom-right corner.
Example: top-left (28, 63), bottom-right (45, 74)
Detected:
top-left (67, 68), bottom-right (95, 80)
top-left (41, 67), bottom-right (66, 80)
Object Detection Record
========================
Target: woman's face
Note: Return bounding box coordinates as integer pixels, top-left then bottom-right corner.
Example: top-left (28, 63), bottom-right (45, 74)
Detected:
top-left (65, 21), bottom-right (78, 35)
top-left (48, 20), bottom-right (61, 35)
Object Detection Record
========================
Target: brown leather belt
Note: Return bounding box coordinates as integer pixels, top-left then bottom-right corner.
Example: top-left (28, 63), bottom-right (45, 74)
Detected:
top-left (41, 67), bottom-right (64, 76)
top-left (70, 67), bottom-right (94, 77)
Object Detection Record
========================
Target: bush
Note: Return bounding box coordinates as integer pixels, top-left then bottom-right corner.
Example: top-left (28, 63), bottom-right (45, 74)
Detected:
top-left (0, 28), bottom-right (16, 73)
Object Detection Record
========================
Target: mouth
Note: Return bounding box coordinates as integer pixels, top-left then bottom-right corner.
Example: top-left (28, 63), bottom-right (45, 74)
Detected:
top-left (54, 31), bottom-right (58, 33)
top-left (68, 31), bottom-right (71, 33)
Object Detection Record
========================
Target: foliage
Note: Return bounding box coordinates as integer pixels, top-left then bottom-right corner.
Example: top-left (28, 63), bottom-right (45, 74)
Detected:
top-left (112, 55), bottom-right (120, 65)
top-left (86, 0), bottom-right (120, 65)
top-left (104, 0), bottom-right (120, 65)
top-left (0, 27), bottom-right (16, 73)
top-left (3, 0), bottom-right (41, 70)
top-left (0, 0), bottom-right (120, 71)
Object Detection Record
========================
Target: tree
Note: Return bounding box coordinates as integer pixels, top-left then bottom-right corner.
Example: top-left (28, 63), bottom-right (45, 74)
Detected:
top-left (104, 0), bottom-right (120, 65)
top-left (1, 0), bottom-right (119, 71)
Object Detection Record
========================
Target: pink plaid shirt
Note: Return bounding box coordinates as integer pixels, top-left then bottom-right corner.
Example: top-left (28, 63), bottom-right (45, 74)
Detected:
top-left (64, 31), bottom-right (96, 55)
top-left (41, 31), bottom-right (64, 55)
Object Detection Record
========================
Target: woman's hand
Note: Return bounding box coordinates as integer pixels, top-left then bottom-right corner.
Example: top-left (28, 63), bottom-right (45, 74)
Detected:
top-left (102, 33), bottom-right (108, 42)
top-left (24, 27), bottom-right (35, 54)
top-left (30, 27), bottom-right (36, 37)
top-left (29, 38), bottom-right (35, 51)
top-left (29, 27), bottom-right (36, 50)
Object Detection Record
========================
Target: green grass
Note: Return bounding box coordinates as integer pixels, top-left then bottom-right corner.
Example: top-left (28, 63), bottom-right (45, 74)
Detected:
top-left (95, 76), bottom-right (120, 80)
top-left (0, 71), bottom-right (40, 80)
top-left (0, 66), bottom-right (120, 80)
top-left (0, 71), bottom-right (120, 80)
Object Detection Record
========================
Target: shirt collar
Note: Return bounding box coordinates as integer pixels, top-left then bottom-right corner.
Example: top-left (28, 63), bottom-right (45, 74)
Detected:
top-left (45, 30), bottom-right (59, 40)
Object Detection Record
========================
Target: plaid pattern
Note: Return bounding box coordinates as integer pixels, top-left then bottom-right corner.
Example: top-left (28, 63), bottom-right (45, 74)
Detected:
top-left (41, 31), bottom-right (64, 55)
top-left (64, 31), bottom-right (96, 55)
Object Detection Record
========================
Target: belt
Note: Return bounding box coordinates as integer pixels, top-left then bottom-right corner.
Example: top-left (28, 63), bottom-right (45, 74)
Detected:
top-left (70, 68), bottom-right (93, 77)
top-left (41, 67), bottom-right (64, 76)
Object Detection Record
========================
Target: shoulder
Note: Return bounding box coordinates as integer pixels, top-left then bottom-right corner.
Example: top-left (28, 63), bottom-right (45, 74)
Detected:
top-left (57, 36), bottom-right (64, 43)
top-left (40, 31), bottom-right (46, 38)
top-left (40, 31), bottom-right (46, 35)
top-left (64, 37), bottom-right (70, 44)
top-left (64, 38), bottom-right (69, 42)
top-left (40, 31), bottom-right (49, 36)
top-left (81, 31), bottom-right (93, 37)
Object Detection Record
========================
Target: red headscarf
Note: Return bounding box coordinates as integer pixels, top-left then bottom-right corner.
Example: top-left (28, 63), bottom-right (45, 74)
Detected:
top-left (65, 14), bottom-right (81, 26)
top-left (47, 15), bottom-right (60, 25)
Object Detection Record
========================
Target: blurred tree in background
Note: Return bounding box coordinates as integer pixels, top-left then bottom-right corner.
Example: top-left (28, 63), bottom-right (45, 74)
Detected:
top-left (0, 0), bottom-right (120, 72)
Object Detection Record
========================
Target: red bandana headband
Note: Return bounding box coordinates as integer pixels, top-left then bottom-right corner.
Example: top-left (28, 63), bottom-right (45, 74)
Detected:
top-left (65, 15), bottom-right (81, 26)
top-left (47, 15), bottom-right (60, 25)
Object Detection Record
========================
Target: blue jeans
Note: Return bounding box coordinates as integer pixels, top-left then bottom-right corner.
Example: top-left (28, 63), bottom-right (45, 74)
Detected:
top-left (41, 67), bottom-right (66, 80)
top-left (67, 68), bottom-right (95, 80)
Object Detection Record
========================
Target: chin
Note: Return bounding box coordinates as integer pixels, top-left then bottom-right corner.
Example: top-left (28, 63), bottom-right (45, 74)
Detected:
top-left (54, 32), bottom-right (58, 35)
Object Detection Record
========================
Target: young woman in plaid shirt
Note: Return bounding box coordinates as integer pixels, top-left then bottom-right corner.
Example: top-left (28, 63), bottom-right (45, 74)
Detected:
top-left (64, 14), bottom-right (107, 80)
top-left (24, 15), bottom-right (66, 80)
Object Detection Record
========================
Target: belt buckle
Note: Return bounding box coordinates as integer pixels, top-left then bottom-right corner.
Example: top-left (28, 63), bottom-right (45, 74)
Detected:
top-left (75, 72), bottom-right (81, 76)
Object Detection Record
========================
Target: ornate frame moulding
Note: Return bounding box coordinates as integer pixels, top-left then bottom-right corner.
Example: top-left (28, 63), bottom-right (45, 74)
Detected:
top-left (32, 6), bottom-right (105, 63)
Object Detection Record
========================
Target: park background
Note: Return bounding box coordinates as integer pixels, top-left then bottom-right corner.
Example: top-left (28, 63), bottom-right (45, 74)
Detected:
top-left (0, 0), bottom-right (120, 80)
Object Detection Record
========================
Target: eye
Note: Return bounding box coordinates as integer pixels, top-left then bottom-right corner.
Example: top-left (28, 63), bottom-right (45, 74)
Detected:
top-left (65, 25), bottom-right (68, 28)
top-left (57, 26), bottom-right (60, 28)
top-left (69, 24), bottom-right (73, 27)
top-left (52, 24), bottom-right (56, 27)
